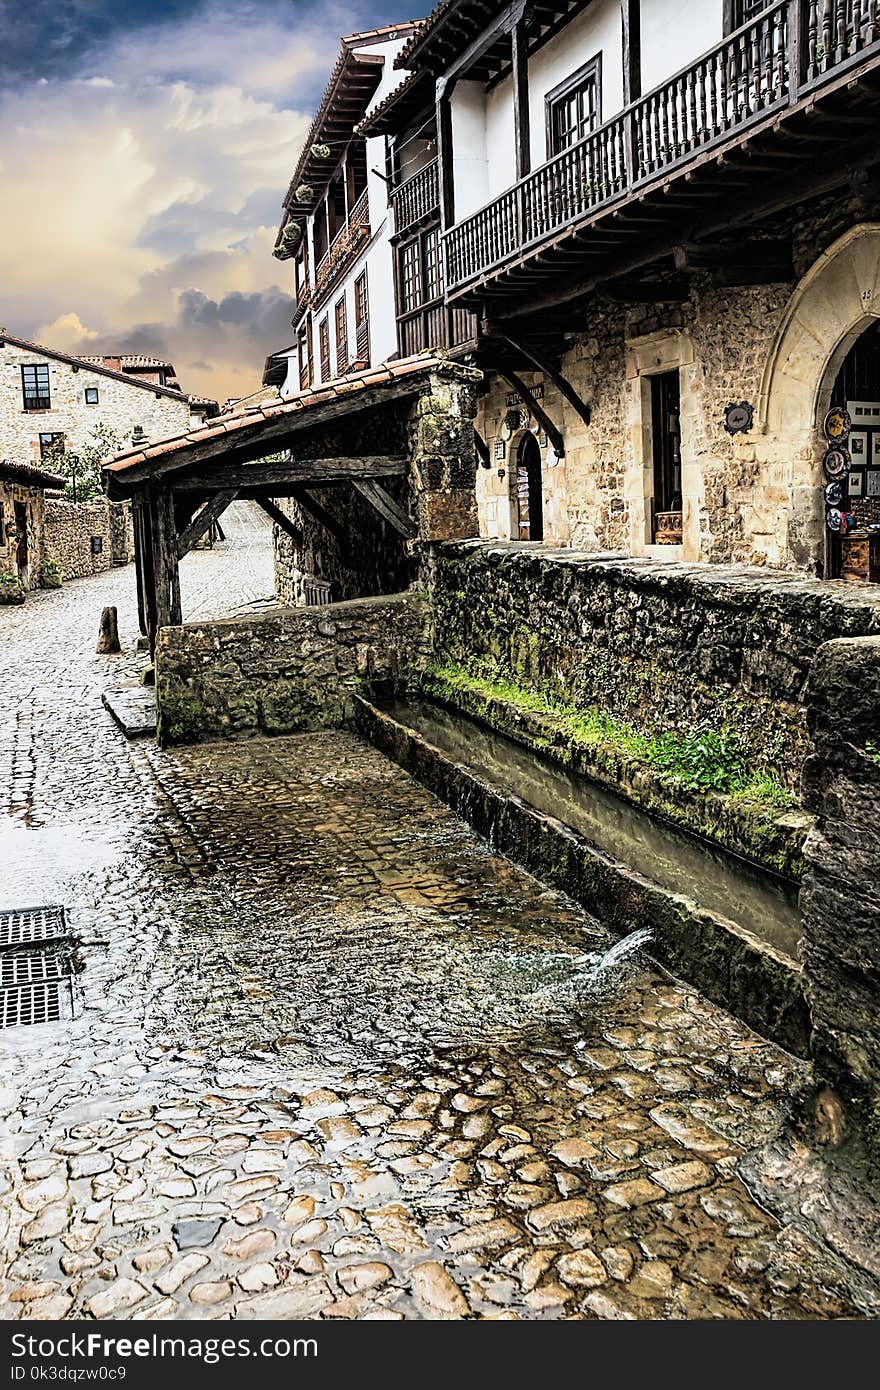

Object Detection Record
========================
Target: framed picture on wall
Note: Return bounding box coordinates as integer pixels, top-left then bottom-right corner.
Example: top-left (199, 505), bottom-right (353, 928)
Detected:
top-left (873, 435), bottom-right (880, 460)
top-left (867, 471), bottom-right (880, 498)
top-left (850, 430), bottom-right (869, 462)
top-left (849, 471), bottom-right (864, 497)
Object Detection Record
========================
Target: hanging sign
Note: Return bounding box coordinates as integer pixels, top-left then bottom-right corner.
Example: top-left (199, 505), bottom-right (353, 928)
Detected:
top-left (823, 406), bottom-right (852, 444)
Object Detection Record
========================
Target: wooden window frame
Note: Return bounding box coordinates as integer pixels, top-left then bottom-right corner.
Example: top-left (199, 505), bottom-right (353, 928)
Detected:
top-left (723, 0), bottom-right (771, 32)
top-left (334, 294), bottom-right (349, 377)
top-left (298, 319), bottom-right (313, 391)
top-left (318, 314), bottom-right (331, 383)
top-left (354, 269), bottom-right (370, 367)
top-left (21, 363), bottom-right (51, 411)
top-left (544, 54), bottom-right (602, 160)
top-left (39, 431), bottom-right (65, 461)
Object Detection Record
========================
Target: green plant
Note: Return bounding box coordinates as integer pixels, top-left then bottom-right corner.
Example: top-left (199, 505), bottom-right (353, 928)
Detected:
top-left (52, 424), bottom-right (125, 504)
top-left (41, 559), bottom-right (63, 589)
top-left (645, 723), bottom-right (746, 792)
top-left (866, 740), bottom-right (880, 768)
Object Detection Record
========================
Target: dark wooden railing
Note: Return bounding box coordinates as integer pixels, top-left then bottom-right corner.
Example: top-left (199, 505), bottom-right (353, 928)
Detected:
top-left (444, 0), bottom-right (880, 291)
top-left (393, 160), bottom-right (439, 234)
top-left (313, 189), bottom-right (371, 308)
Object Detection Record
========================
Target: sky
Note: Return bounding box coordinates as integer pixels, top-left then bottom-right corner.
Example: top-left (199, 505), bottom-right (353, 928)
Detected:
top-left (0, 0), bottom-right (418, 405)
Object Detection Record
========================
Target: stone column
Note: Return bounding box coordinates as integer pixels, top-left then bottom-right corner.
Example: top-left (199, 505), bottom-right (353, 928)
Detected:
top-left (800, 634), bottom-right (880, 1148)
top-left (409, 362), bottom-right (482, 544)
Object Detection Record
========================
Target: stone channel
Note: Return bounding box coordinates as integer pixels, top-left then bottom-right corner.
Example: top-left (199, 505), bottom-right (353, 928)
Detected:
top-left (1, 521), bottom-right (879, 1320)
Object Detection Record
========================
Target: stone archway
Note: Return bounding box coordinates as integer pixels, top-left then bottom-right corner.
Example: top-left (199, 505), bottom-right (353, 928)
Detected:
top-left (759, 225), bottom-right (880, 568)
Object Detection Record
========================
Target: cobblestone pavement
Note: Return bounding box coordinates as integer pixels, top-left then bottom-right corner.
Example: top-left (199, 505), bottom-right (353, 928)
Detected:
top-left (1, 526), bottom-right (877, 1321)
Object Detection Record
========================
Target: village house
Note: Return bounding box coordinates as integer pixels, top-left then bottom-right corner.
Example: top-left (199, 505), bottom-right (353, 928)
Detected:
top-left (0, 457), bottom-right (65, 603)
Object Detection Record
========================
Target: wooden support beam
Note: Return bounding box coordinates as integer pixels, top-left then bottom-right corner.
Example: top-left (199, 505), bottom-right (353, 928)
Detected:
top-left (499, 367), bottom-right (565, 457)
top-left (621, 0), bottom-right (641, 104)
top-left (494, 330), bottom-right (592, 427)
top-left (176, 490), bottom-right (237, 558)
top-left (603, 277), bottom-right (691, 303)
top-left (436, 77), bottom-right (456, 231)
top-left (512, 16), bottom-right (531, 180)
top-left (674, 238), bottom-right (794, 284)
top-left (148, 483), bottom-right (181, 638)
top-left (131, 500), bottom-right (148, 637)
top-left (290, 486), bottom-right (346, 544)
top-left (254, 496), bottom-right (304, 548)
top-left (352, 480), bottom-right (417, 538)
top-left (172, 456), bottom-right (407, 494)
top-left (474, 429), bottom-right (491, 467)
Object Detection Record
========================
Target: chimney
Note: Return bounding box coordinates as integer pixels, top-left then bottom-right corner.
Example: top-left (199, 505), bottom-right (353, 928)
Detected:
top-left (103, 356), bottom-right (122, 372)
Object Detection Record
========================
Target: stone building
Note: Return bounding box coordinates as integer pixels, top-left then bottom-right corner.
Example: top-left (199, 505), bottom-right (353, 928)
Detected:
top-left (0, 458), bottom-right (64, 602)
top-left (0, 333), bottom-right (196, 471)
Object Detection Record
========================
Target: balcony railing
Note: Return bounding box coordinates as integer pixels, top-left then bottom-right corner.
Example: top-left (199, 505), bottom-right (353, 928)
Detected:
top-left (444, 0), bottom-right (880, 292)
top-left (313, 189), bottom-right (371, 308)
top-left (393, 159), bottom-right (439, 235)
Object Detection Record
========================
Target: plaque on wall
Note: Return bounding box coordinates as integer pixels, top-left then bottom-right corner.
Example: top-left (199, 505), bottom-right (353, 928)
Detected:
top-left (847, 400), bottom-right (880, 427)
top-left (848, 472), bottom-right (864, 497)
top-left (823, 446), bottom-right (851, 480)
top-left (824, 406), bottom-right (852, 443)
top-left (493, 438), bottom-right (506, 463)
top-left (723, 401), bottom-right (754, 435)
top-left (867, 471), bottom-right (880, 498)
top-left (506, 384), bottom-right (543, 406)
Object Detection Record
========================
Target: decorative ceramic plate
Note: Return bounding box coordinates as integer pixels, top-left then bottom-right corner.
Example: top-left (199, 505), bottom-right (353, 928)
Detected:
top-left (824, 406), bottom-right (852, 443)
top-left (823, 446), bottom-right (851, 481)
top-left (824, 481), bottom-right (845, 507)
top-left (826, 508), bottom-right (843, 532)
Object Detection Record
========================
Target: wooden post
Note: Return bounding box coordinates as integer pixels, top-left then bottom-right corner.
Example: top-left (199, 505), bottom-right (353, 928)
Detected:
top-left (789, 0), bottom-right (806, 95)
top-left (131, 500), bottom-right (148, 637)
top-left (622, 0), bottom-right (642, 104)
top-left (436, 77), bottom-right (456, 232)
top-left (148, 483), bottom-right (181, 639)
top-left (512, 18), bottom-right (531, 180)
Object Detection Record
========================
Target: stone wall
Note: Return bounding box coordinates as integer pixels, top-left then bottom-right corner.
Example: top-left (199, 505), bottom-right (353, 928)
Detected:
top-left (801, 635), bottom-right (880, 1143)
top-left (43, 498), bottom-right (132, 581)
top-left (155, 592), bottom-right (428, 745)
top-left (0, 339), bottom-right (191, 470)
top-left (475, 201), bottom-right (880, 575)
top-left (426, 541), bottom-right (880, 789)
top-left (0, 479), bottom-right (46, 598)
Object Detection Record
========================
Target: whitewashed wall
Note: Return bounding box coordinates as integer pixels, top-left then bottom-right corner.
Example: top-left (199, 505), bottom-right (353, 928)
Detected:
top-left (451, 81), bottom-right (491, 220)
top-left (639, 0), bottom-right (723, 93)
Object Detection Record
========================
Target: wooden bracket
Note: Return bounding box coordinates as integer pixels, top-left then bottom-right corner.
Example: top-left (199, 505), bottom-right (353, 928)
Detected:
top-left (176, 490), bottom-right (237, 559)
top-left (496, 332), bottom-right (591, 427)
top-left (352, 479), bottom-right (417, 538)
top-left (474, 429), bottom-right (491, 467)
top-left (290, 485), bottom-right (346, 544)
top-left (255, 495), bottom-right (304, 548)
top-left (499, 367), bottom-right (565, 457)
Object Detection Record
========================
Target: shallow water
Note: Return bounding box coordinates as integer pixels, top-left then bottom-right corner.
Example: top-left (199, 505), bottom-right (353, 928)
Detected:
top-left (384, 699), bottom-right (802, 959)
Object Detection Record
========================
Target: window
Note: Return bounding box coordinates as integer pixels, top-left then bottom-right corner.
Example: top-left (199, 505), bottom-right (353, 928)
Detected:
top-left (725, 0), bottom-right (771, 31)
top-left (21, 363), bottom-right (51, 410)
top-left (84, 386), bottom-right (99, 404)
top-left (298, 321), bottom-right (313, 390)
top-left (399, 240), bottom-right (422, 314)
top-left (546, 56), bottom-right (602, 157)
top-left (39, 432), bottom-right (65, 462)
top-left (334, 295), bottom-right (348, 376)
top-left (318, 315), bottom-right (331, 382)
top-left (354, 269), bottom-right (370, 366)
top-left (650, 370), bottom-right (682, 541)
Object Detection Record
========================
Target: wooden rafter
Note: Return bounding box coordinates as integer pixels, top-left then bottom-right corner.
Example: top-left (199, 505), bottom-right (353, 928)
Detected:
top-left (255, 496), bottom-right (304, 548)
top-left (352, 479), bottom-right (417, 538)
top-left (290, 486), bottom-right (346, 543)
top-left (176, 490), bottom-right (238, 559)
top-left (499, 367), bottom-right (565, 457)
top-left (496, 331), bottom-right (591, 427)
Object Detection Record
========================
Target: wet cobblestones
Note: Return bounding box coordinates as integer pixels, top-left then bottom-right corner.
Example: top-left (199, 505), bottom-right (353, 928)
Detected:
top-left (1, 519), bottom-right (878, 1319)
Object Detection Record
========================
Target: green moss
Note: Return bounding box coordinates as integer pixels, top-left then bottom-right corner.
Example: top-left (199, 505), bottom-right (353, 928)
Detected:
top-left (423, 662), bottom-right (797, 810)
top-left (158, 695), bottom-right (215, 746)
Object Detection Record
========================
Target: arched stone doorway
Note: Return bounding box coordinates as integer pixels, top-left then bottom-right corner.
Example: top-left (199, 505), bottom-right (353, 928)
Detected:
top-left (760, 224), bottom-right (880, 574)
top-left (513, 431), bottom-right (543, 541)
top-left (826, 319), bottom-right (880, 582)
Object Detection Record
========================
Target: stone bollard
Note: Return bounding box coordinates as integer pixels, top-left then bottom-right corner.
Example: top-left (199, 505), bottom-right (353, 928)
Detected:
top-left (96, 606), bottom-right (121, 654)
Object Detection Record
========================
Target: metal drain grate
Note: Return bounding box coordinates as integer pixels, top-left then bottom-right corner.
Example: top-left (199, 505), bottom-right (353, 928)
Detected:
top-left (0, 950), bottom-right (72, 989)
top-left (0, 906), bottom-right (77, 1028)
top-left (0, 905), bottom-right (68, 948)
top-left (0, 980), bottom-right (69, 1028)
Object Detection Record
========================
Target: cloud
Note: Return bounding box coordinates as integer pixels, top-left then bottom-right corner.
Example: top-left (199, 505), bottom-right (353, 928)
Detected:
top-left (33, 312), bottom-right (101, 350)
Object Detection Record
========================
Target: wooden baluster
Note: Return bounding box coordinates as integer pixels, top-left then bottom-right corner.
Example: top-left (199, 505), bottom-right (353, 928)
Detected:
top-left (777, 3), bottom-right (789, 94)
top-left (866, 0), bottom-right (877, 44)
top-left (852, 0), bottom-right (863, 50)
top-left (836, 0), bottom-right (847, 60)
top-left (806, 0), bottom-right (819, 77)
top-left (821, 0), bottom-right (833, 69)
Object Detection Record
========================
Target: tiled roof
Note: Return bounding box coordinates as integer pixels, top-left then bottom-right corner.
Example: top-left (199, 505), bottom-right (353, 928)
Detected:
top-left (77, 354), bottom-right (175, 372)
top-left (356, 69), bottom-right (434, 137)
top-left (0, 334), bottom-right (189, 401)
top-left (102, 353), bottom-right (482, 485)
top-left (394, 0), bottom-right (458, 68)
top-left (0, 458), bottom-right (66, 491)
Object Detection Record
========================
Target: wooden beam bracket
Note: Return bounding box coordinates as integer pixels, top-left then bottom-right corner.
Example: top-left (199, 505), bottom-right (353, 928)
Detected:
top-left (352, 480), bottom-right (417, 538)
top-left (176, 490), bottom-right (237, 559)
top-left (499, 366), bottom-right (565, 457)
top-left (495, 331), bottom-right (591, 428)
top-left (255, 495), bottom-right (304, 548)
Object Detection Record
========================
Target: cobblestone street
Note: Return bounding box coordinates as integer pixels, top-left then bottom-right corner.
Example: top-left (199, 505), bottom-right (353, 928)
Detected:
top-left (0, 517), bottom-right (877, 1321)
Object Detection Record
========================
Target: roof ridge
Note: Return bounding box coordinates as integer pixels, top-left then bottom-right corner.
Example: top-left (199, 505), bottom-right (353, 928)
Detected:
top-left (0, 333), bottom-right (189, 402)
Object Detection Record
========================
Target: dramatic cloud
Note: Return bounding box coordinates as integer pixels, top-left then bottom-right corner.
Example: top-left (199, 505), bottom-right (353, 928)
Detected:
top-left (0, 0), bottom-right (415, 403)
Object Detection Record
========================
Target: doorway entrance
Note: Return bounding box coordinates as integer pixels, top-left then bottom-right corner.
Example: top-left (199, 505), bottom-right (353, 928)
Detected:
top-left (650, 370), bottom-right (682, 542)
top-left (515, 432), bottom-right (544, 541)
top-left (14, 501), bottom-right (28, 587)
top-left (828, 319), bottom-right (880, 582)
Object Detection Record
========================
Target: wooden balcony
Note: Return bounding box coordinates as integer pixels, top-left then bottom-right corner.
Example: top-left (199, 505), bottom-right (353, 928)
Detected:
top-left (444, 0), bottom-right (880, 300)
top-left (313, 190), bottom-right (371, 310)
top-left (393, 160), bottom-right (439, 235)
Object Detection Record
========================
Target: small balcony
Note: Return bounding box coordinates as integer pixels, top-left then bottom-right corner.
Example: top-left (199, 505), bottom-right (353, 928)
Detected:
top-left (313, 189), bottom-right (371, 309)
top-left (444, 0), bottom-right (880, 296)
top-left (393, 159), bottom-right (439, 236)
